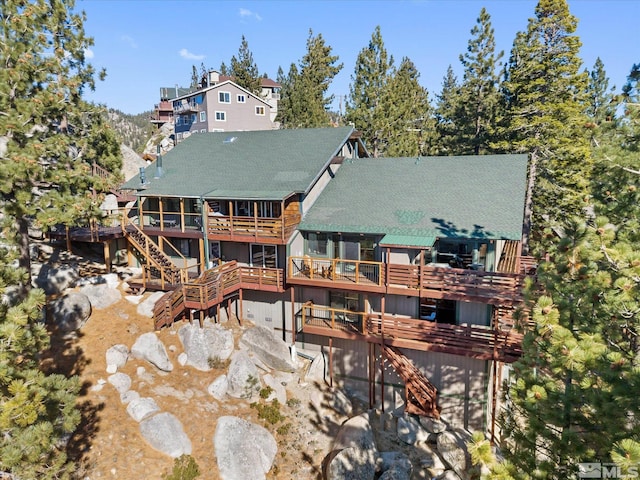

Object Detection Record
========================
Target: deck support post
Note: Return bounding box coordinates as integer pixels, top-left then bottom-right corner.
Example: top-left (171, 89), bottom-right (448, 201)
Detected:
top-left (368, 343), bottom-right (374, 409)
top-left (329, 337), bottom-right (333, 389)
top-left (380, 296), bottom-right (385, 413)
top-left (238, 289), bottom-right (243, 326)
top-left (65, 226), bottom-right (72, 253)
top-left (491, 359), bottom-right (499, 445)
top-left (290, 287), bottom-right (296, 344)
top-left (103, 240), bottom-right (112, 273)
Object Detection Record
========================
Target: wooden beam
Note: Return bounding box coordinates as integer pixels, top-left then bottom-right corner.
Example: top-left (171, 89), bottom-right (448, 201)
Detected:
top-left (103, 240), bottom-right (111, 273)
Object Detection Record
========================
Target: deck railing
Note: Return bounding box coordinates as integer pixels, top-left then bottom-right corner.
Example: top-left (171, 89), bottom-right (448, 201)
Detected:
top-left (207, 213), bottom-right (301, 242)
top-left (289, 256), bottom-right (524, 303)
top-left (299, 302), bottom-right (523, 362)
top-left (153, 261), bottom-right (285, 328)
top-left (289, 256), bottom-right (382, 286)
top-left (300, 301), bottom-right (367, 335)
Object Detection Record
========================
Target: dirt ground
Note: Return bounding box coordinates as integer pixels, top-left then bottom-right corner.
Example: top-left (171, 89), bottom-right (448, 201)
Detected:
top-left (38, 243), bottom-right (356, 479)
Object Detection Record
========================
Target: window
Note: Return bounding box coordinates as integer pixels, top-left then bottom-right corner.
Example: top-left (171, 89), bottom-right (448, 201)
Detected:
top-left (258, 201), bottom-right (281, 218)
top-left (190, 113), bottom-right (196, 123)
top-left (176, 132), bottom-right (183, 140)
top-left (199, 111), bottom-right (206, 122)
top-left (219, 91), bottom-right (230, 103)
top-left (215, 111), bottom-right (226, 121)
top-left (330, 291), bottom-right (361, 323)
top-left (251, 244), bottom-right (277, 268)
top-left (200, 129), bottom-right (207, 133)
top-left (237, 94), bottom-right (246, 103)
top-left (183, 115), bottom-right (190, 124)
top-left (255, 106), bottom-right (265, 116)
top-left (307, 232), bottom-right (328, 256)
top-left (176, 116), bottom-right (181, 125)
top-left (235, 200), bottom-right (251, 217)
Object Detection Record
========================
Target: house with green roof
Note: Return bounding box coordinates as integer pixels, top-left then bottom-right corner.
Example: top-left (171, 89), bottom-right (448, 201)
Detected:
top-left (119, 126), bottom-right (366, 288)
top-left (285, 153), bottom-right (530, 432)
top-left (117, 127), bottom-right (531, 436)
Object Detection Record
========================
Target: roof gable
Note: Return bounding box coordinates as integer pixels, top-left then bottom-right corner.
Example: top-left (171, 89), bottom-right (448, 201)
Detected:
top-left (298, 154), bottom-right (529, 241)
top-left (174, 80), bottom-right (271, 107)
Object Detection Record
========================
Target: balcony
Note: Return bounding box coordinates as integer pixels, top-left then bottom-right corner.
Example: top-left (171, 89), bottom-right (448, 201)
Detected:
top-left (288, 256), bottom-right (384, 293)
top-left (298, 302), bottom-right (523, 362)
top-left (207, 213), bottom-right (301, 244)
top-left (288, 256), bottom-right (526, 305)
top-left (173, 101), bottom-right (200, 114)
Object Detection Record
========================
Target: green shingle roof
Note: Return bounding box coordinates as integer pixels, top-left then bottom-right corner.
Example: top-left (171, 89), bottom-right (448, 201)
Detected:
top-left (121, 127), bottom-right (355, 200)
top-left (298, 154), bottom-right (528, 242)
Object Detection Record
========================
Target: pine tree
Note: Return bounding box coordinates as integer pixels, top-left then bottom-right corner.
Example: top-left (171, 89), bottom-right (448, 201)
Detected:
top-left (496, 0), bottom-right (591, 254)
top-left (190, 65), bottom-right (199, 89)
top-left (276, 30), bottom-right (342, 129)
top-left (0, 0), bottom-right (121, 476)
top-left (585, 57), bottom-right (618, 147)
top-left (477, 64), bottom-right (640, 480)
top-left (345, 26), bottom-right (393, 157)
top-left (380, 57), bottom-right (436, 157)
top-left (434, 65), bottom-right (461, 155)
top-left (229, 35), bottom-right (261, 95)
top-left (457, 7), bottom-right (503, 155)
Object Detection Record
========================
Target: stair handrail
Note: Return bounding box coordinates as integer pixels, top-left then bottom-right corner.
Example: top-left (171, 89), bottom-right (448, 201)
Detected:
top-left (122, 211), bottom-right (192, 283)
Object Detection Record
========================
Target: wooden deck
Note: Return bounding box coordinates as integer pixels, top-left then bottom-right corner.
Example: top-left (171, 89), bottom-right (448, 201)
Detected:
top-left (299, 303), bottom-right (523, 363)
top-left (153, 261), bottom-right (285, 329)
top-left (206, 213), bottom-right (301, 244)
top-left (289, 256), bottom-right (526, 305)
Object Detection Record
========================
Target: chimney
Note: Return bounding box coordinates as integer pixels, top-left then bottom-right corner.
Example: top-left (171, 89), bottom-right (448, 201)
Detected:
top-left (154, 145), bottom-right (164, 178)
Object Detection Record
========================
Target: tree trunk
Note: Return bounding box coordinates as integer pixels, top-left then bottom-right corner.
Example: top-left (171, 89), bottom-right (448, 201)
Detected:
top-left (17, 215), bottom-right (32, 297)
top-left (522, 150), bottom-right (537, 255)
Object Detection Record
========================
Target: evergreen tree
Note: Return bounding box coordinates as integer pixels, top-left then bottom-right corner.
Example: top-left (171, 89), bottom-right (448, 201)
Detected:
top-left (345, 26), bottom-right (393, 157)
top-left (275, 64), bottom-right (299, 128)
top-left (434, 65), bottom-right (461, 155)
top-left (0, 0), bottom-right (121, 476)
top-left (496, 0), bottom-right (591, 253)
top-left (229, 35), bottom-right (261, 95)
top-left (457, 7), bottom-right (503, 155)
top-left (276, 30), bottom-right (342, 128)
top-left (219, 61), bottom-right (228, 76)
top-left (296, 30), bottom-right (342, 127)
top-left (190, 65), bottom-right (199, 89)
top-left (473, 63), bottom-right (640, 480)
top-left (585, 57), bottom-right (617, 146)
top-left (381, 57), bottom-right (436, 157)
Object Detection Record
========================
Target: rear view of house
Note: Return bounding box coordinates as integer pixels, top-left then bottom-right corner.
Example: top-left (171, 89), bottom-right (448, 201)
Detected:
top-left (112, 128), bottom-right (530, 436)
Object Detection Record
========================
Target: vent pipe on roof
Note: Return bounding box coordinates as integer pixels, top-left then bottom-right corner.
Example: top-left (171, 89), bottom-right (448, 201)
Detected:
top-left (154, 145), bottom-right (164, 178)
top-left (138, 167), bottom-right (148, 188)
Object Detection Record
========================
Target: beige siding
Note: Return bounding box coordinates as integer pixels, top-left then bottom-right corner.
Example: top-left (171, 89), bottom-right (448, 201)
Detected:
top-left (301, 165), bottom-right (339, 214)
top-left (458, 301), bottom-right (490, 326)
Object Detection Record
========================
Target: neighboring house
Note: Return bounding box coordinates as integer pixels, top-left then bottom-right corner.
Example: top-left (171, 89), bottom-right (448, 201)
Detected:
top-left (169, 71), bottom-right (280, 143)
top-left (150, 86), bottom-right (192, 127)
top-left (114, 127), bottom-right (531, 437)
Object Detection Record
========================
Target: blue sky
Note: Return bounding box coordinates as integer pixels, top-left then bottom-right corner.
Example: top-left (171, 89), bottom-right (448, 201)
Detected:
top-left (78, 0), bottom-right (639, 115)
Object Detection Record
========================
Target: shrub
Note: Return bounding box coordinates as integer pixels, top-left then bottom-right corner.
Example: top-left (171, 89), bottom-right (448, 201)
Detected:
top-left (259, 386), bottom-right (274, 399)
top-left (250, 399), bottom-right (285, 425)
top-left (162, 455), bottom-right (200, 480)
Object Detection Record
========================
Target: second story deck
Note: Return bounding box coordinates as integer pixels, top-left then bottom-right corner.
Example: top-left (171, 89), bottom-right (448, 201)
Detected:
top-left (288, 256), bottom-right (528, 306)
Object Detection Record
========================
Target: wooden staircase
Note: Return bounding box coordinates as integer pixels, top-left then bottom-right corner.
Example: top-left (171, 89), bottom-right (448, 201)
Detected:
top-left (124, 222), bottom-right (185, 287)
top-left (382, 344), bottom-right (440, 418)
